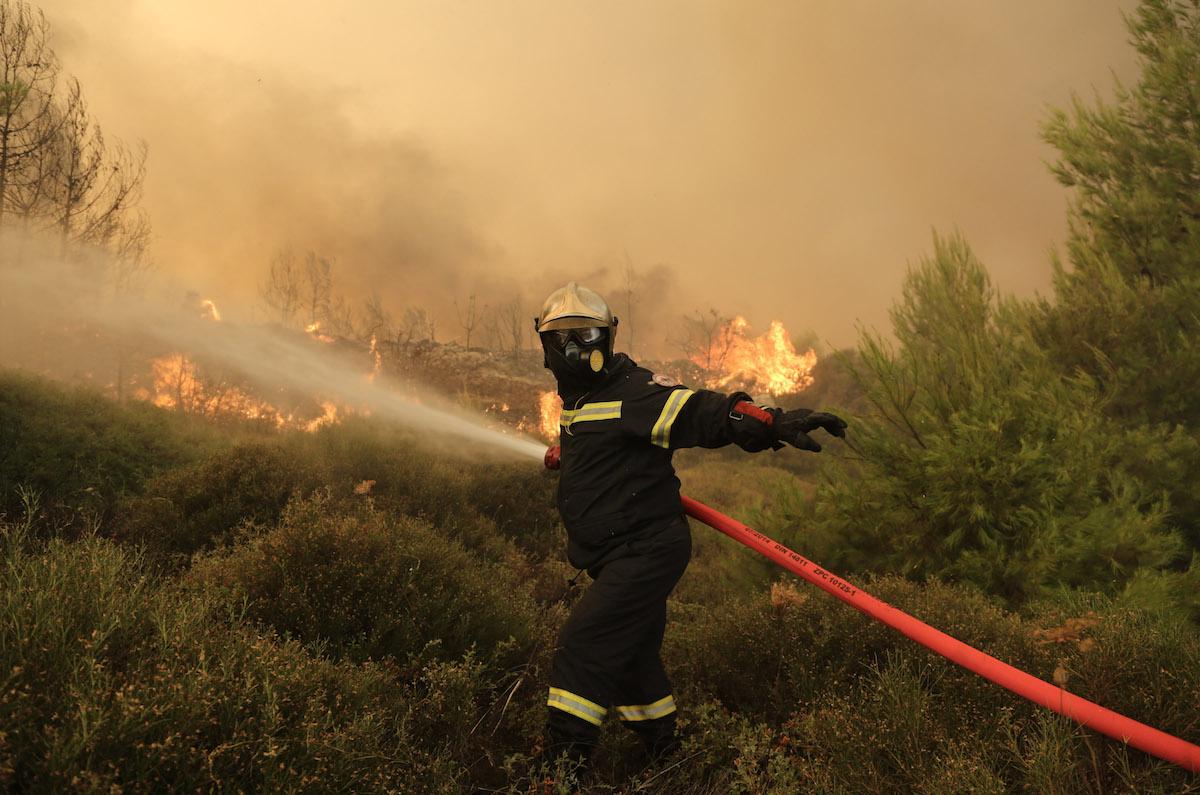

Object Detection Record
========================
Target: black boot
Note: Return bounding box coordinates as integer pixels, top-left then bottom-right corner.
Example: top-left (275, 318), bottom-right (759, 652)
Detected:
top-left (630, 713), bottom-right (680, 764)
top-left (540, 714), bottom-right (597, 784)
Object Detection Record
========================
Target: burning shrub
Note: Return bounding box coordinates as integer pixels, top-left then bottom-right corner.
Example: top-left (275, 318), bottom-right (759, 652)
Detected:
top-left (189, 491), bottom-right (543, 668)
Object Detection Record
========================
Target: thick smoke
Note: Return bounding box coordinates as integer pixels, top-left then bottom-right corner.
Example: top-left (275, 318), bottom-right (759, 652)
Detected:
top-left (35, 0), bottom-right (1137, 353)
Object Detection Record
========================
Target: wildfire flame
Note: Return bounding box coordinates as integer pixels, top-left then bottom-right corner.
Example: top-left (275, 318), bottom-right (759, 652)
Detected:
top-left (199, 299), bottom-right (221, 322)
top-left (141, 352), bottom-right (346, 432)
top-left (367, 334), bottom-right (383, 382)
top-left (305, 321), bottom-right (336, 344)
top-left (696, 317), bottom-right (817, 396)
top-left (537, 391), bottom-right (561, 441)
top-left (303, 401), bottom-right (339, 433)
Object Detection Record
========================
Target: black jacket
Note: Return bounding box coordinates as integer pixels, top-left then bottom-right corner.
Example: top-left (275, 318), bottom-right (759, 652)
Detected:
top-left (555, 354), bottom-right (751, 569)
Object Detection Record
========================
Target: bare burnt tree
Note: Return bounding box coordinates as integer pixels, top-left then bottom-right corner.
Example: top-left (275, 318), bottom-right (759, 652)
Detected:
top-left (671, 308), bottom-right (734, 377)
top-left (398, 306), bottom-right (435, 349)
top-left (359, 291), bottom-right (392, 343)
top-left (1, 2), bottom-right (150, 288)
top-left (325, 292), bottom-right (357, 338)
top-left (261, 248), bottom-right (302, 326)
top-left (261, 249), bottom-right (338, 332)
top-left (455, 293), bottom-right (482, 350)
top-left (496, 296), bottom-right (526, 360)
top-left (482, 304), bottom-right (501, 351)
top-left (302, 251), bottom-right (334, 328)
top-left (0, 1), bottom-right (60, 231)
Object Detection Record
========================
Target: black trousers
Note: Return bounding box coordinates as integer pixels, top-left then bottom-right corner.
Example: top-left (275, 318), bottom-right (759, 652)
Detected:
top-left (546, 515), bottom-right (692, 759)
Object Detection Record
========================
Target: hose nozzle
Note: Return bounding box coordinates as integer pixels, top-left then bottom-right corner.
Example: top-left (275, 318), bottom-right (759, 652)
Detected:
top-left (544, 445), bottom-right (561, 470)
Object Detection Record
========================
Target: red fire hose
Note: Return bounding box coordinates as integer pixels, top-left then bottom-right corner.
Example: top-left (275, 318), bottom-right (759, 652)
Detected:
top-left (680, 495), bottom-right (1200, 774)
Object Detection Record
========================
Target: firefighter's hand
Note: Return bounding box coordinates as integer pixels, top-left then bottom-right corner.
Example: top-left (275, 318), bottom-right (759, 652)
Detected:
top-left (776, 409), bottom-right (847, 453)
top-left (729, 399), bottom-right (783, 452)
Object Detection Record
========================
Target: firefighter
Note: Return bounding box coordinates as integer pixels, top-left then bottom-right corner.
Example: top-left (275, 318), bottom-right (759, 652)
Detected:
top-left (535, 282), bottom-right (847, 769)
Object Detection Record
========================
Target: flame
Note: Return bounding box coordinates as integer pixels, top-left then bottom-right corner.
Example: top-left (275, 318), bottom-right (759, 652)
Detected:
top-left (305, 321), bottom-right (336, 344)
top-left (149, 353), bottom-right (285, 424)
top-left (303, 401), bottom-right (339, 433)
top-left (367, 334), bottom-right (383, 382)
top-left (150, 353), bottom-right (204, 412)
top-left (144, 352), bottom-right (346, 432)
top-left (695, 316), bottom-right (817, 396)
top-left (200, 299), bottom-right (221, 322)
top-left (537, 391), bottom-right (561, 441)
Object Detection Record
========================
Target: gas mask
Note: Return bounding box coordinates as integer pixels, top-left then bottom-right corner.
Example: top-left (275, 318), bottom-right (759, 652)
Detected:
top-left (541, 325), bottom-right (613, 388)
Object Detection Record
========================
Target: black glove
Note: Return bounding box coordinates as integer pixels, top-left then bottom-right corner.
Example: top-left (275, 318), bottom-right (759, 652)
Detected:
top-left (727, 395), bottom-right (781, 452)
top-left (774, 408), bottom-right (848, 453)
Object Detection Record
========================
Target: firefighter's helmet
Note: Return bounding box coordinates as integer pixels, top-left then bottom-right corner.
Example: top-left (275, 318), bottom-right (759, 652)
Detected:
top-left (534, 282), bottom-right (617, 333)
top-left (535, 283), bottom-right (619, 383)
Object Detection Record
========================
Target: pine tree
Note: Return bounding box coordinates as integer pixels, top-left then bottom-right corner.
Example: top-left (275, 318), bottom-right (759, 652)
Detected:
top-left (1036, 0), bottom-right (1200, 426)
top-left (806, 234), bottom-right (1183, 605)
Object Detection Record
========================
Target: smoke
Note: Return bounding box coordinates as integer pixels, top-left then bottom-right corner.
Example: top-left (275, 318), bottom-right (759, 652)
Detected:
top-left (34, 0), bottom-right (1137, 354)
top-left (0, 232), bottom-right (547, 461)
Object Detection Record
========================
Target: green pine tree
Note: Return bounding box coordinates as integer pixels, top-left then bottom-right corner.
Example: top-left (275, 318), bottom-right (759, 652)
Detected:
top-left (805, 234), bottom-right (1184, 605)
top-left (1035, 0), bottom-right (1200, 427)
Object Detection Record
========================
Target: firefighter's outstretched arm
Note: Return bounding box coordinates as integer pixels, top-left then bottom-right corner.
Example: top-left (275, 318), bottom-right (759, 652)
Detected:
top-left (630, 384), bottom-right (847, 453)
top-left (729, 400), bottom-right (848, 453)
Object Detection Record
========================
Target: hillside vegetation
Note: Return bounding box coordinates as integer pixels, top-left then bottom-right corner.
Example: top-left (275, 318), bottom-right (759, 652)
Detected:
top-left (1, 380), bottom-right (1197, 793)
top-left (3, 0), bottom-right (1200, 792)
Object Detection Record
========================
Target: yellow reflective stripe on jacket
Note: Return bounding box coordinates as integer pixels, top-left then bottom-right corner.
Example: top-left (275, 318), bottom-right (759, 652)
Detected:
top-left (547, 687), bottom-right (607, 726)
top-left (560, 400), bottom-right (622, 428)
top-left (615, 695), bottom-right (676, 722)
top-left (650, 389), bottom-right (695, 448)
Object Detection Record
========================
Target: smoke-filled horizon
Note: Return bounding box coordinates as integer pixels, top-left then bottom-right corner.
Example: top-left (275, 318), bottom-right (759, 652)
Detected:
top-left (34, 0), bottom-right (1137, 354)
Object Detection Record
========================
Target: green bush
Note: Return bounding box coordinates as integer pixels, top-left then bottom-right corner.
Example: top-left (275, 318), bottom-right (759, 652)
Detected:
top-left (0, 370), bottom-right (219, 522)
top-left (801, 235), bottom-right (1184, 605)
top-left (1036, 0), bottom-right (1200, 428)
top-left (460, 460), bottom-right (562, 560)
top-left (115, 442), bottom-right (307, 560)
top-left (657, 575), bottom-right (1199, 793)
top-left (189, 491), bottom-right (544, 668)
top-left (0, 519), bottom-right (473, 793)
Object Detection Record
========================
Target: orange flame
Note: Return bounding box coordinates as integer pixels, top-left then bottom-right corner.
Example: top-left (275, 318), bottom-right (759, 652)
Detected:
top-left (142, 353), bottom-right (346, 432)
top-left (537, 391), bottom-right (561, 441)
top-left (367, 334), bottom-right (383, 382)
top-left (149, 353), bottom-right (204, 412)
top-left (305, 321), bottom-right (336, 344)
top-left (200, 299), bottom-right (221, 322)
top-left (695, 317), bottom-right (816, 396)
top-left (303, 401), bottom-right (339, 433)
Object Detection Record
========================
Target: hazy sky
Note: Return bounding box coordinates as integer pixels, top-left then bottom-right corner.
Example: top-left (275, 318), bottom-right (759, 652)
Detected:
top-left (38, 0), bottom-right (1137, 351)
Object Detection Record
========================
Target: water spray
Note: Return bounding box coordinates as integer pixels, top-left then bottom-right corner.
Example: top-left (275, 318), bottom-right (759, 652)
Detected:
top-left (0, 254), bottom-right (549, 462)
top-left (542, 446), bottom-right (1200, 773)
